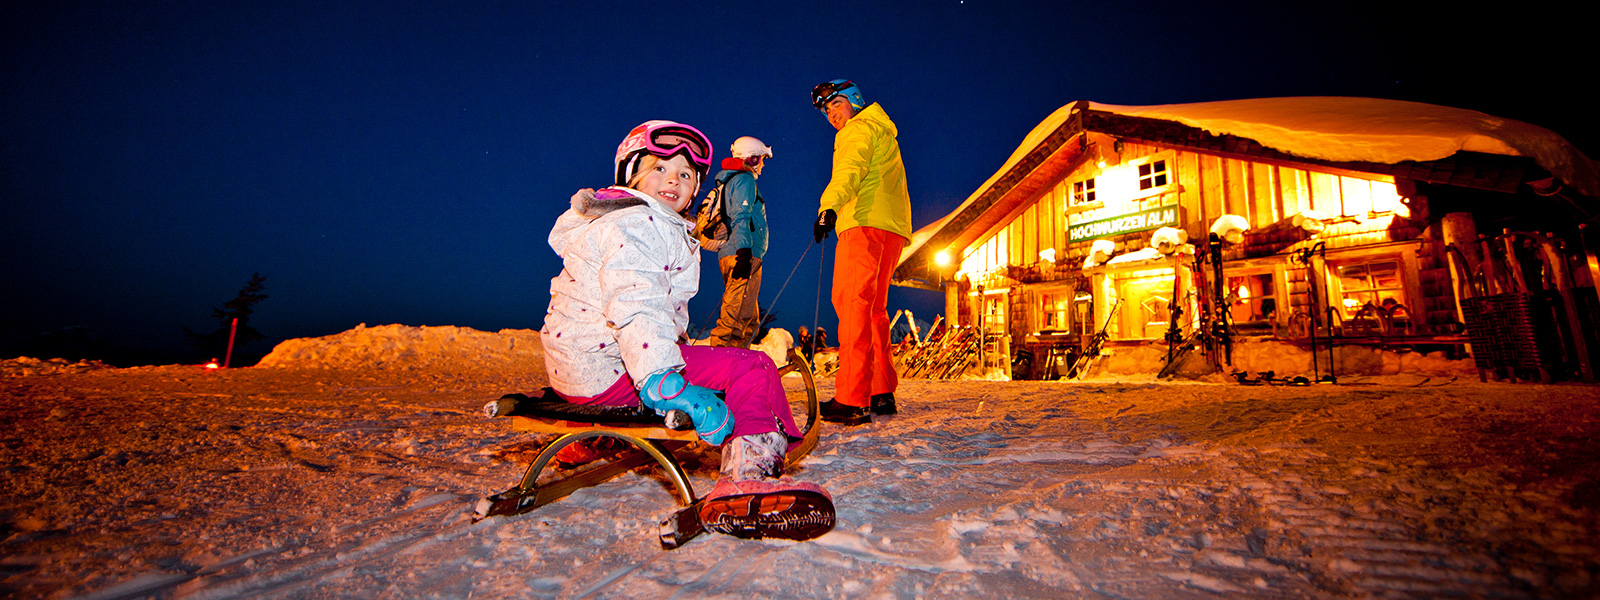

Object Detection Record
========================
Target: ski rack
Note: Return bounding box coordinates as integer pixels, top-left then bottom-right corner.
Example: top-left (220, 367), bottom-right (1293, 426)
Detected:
top-left (474, 351), bottom-right (821, 549)
top-left (892, 314), bottom-right (942, 373)
top-left (899, 324), bottom-right (983, 380)
top-left (1292, 242), bottom-right (1338, 384)
top-left (1159, 235), bottom-right (1237, 379)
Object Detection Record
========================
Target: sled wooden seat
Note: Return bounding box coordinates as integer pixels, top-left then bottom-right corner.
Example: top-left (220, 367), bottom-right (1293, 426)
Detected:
top-left (475, 351), bottom-right (819, 548)
top-left (511, 412), bottom-right (704, 443)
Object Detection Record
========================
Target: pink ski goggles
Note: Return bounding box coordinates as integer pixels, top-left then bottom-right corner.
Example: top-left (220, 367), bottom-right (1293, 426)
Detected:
top-left (618, 121), bottom-right (713, 171)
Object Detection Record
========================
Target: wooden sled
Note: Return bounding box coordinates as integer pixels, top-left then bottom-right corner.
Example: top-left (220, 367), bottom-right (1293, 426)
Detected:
top-left (474, 351), bottom-right (820, 549)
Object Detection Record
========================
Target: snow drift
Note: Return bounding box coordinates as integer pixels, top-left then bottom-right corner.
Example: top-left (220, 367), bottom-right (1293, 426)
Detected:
top-left (256, 323), bottom-right (544, 372)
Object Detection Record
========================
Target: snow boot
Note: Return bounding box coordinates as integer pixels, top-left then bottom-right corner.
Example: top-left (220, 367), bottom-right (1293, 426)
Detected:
top-left (698, 477), bottom-right (836, 541)
top-left (870, 393), bottom-right (897, 415)
top-left (552, 436), bottom-right (630, 469)
top-left (819, 398), bottom-right (871, 426)
top-left (720, 431), bottom-right (788, 480)
top-left (699, 431), bottom-right (835, 541)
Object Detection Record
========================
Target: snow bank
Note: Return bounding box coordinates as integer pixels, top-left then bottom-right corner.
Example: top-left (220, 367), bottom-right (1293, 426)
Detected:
top-left (256, 324), bottom-right (544, 371)
top-left (1230, 341), bottom-right (1476, 378)
top-left (0, 356), bottom-right (113, 377)
top-left (1095, 340), bottom-right (1475, 380)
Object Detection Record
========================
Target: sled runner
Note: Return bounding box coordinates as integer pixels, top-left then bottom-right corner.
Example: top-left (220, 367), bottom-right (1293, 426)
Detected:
top-left (475, 351), bottom-right (820, 549)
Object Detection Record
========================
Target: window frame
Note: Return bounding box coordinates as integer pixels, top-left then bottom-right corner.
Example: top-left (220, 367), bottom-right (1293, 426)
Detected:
top-left (1330, 258), bottom-right (1407, 324)
top-left (1070, 176), bottom-right (1098, 206)
top-left (1128, 153), bottom-right (1175, 200)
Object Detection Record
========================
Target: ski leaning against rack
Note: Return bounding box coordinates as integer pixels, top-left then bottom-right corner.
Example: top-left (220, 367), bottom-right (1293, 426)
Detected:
top-left (1069, 299), bottom-right (1122, 379)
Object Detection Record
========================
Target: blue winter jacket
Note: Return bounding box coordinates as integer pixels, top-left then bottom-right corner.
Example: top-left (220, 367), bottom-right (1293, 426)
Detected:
top-left (714, 169), bottom-right (768, 260)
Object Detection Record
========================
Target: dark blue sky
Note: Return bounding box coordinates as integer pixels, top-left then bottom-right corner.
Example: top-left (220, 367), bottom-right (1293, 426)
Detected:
top-left (2, 1), bottom-right (1587, 358)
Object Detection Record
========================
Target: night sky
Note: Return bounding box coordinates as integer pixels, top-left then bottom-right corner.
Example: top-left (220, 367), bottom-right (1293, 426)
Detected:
top-left (2, 1), bottom-right (1588, 361)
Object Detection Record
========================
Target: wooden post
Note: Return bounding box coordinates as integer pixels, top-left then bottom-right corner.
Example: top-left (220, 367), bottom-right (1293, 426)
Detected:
top-left (1440, 213), bottom-right (1480, 271)
top-left (945, 284), bottom-right (960, 329)
top-left (1440, 213), bottom-right (1479, 343)
top-left (1092, 272), bottom-right (1112, 340)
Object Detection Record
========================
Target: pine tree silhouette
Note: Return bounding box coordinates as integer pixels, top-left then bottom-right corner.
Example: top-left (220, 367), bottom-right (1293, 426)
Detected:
top-left (185, 273), bottom-right (269, 360)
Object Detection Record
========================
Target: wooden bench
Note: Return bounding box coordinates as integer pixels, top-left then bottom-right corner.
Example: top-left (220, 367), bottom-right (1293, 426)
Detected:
top-left (474, 352), bottom-right (819, 548)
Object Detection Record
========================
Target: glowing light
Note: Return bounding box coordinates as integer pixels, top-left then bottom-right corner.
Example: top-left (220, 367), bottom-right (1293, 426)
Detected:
top-left (204, 361), bottom-right (220, 369)
top-left (935, 250), bottom-right (952, 267)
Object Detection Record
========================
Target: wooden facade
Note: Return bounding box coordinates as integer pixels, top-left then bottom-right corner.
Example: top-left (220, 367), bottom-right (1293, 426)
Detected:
top-left (896, 101), bottom-right (1600, 381)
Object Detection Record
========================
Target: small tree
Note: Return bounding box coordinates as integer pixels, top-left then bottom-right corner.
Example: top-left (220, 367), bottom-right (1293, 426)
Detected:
top-left (186, 273), bottom-right (269, 361)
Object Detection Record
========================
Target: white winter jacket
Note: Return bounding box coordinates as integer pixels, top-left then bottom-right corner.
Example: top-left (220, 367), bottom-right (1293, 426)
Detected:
top-left (540, 187), bottom-right (700, 398)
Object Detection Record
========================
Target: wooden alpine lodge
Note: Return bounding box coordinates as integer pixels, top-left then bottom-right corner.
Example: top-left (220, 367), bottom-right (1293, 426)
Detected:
top-left (892, 98), bottom-right (1600, 383)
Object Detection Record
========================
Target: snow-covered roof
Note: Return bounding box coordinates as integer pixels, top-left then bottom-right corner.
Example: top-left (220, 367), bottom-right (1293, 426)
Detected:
top-left (897, 97), bottom-right (1600, 276)
top-left (1090, 97), bottom-right (1599, 199)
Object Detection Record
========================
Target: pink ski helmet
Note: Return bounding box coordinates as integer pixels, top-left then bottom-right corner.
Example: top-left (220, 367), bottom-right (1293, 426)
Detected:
top-left (614, 120), bottom-right (714, 187)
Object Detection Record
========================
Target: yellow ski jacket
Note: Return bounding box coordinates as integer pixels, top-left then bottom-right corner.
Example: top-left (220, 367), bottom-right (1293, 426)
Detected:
top-left (819, 103), bottom-right (912, 239)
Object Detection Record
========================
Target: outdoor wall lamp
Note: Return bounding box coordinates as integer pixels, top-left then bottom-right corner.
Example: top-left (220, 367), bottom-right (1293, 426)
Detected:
top-left (1095, 140), bottom-right (1122, 169)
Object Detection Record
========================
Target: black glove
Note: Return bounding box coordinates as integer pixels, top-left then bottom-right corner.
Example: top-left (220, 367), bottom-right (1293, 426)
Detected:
top-left (731, 248), bottom-right (752, 280)
top-left (813, 209), bottom-right (837, 243)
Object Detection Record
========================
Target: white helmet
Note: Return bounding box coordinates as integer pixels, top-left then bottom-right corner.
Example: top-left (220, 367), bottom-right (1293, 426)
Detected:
top-left (730, 136), bottom-right (773, 159)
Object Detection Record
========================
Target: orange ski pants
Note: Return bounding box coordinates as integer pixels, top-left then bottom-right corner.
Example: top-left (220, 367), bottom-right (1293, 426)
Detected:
top-left (832, 226), bottom-right (906, 408)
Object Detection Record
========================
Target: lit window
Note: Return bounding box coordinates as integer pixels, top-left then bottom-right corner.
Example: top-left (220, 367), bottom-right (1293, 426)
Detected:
top-left (1138, 159), bottom-right (1169, 190)
top-left (1072, 178), bottom-right (1097, 205)
top-left (1337, 261), bottom-right (1404, 318)
top-left (1226, 273), bottom-right (1277, 326)
top-left (1040, 291), bottom-right (1070, 330)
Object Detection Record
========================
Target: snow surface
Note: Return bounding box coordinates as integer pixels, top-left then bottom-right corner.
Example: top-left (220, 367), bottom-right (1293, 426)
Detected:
top-left (3, 325), bottom-right (1598, 598)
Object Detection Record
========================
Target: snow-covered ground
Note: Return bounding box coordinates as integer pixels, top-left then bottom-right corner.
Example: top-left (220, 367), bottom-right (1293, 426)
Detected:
top-left (3, 325), bottom-right (1598, 599)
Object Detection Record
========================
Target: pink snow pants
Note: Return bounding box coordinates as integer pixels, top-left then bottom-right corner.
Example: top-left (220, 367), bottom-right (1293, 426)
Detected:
top-left (552, 345), bottom-right (800, 442)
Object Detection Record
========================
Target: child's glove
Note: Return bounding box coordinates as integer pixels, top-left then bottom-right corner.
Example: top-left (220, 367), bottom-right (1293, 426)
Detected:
top-left (639, 371), bottom-right (734, 445)
top-left (731, 248), bottom-right (753, 280)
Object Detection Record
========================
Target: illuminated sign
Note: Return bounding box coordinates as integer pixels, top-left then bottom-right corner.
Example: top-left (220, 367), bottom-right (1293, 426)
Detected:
top-left (1068, 206), bottom-right (1179, 242)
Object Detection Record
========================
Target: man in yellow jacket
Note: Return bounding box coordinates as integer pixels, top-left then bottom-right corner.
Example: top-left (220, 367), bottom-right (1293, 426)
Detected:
top-left (811, 79), bottom-right (913, 426)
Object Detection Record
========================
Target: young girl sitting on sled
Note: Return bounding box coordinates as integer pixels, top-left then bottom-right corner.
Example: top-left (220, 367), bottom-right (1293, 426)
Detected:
top-left (536, 120), bottom-right (834, 541)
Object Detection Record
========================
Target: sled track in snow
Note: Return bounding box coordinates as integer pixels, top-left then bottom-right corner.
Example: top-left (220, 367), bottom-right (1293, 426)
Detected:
top-left (78, 494), bottom-right (478, 600)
